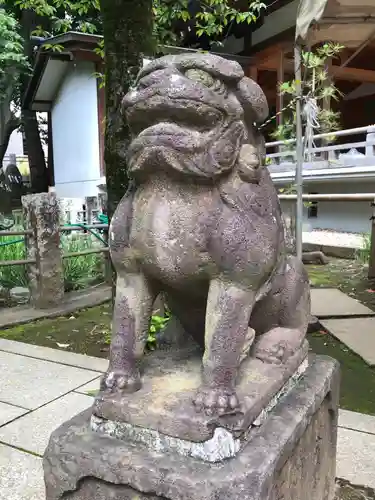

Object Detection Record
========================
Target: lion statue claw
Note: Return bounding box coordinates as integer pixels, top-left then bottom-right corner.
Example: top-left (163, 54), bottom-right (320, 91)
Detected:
top-left (102, 53), bottom-right (310, 414)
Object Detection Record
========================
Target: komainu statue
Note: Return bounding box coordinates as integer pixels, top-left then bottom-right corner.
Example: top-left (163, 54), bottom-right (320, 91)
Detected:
top-left (102, 53), bottom-right (310, 416)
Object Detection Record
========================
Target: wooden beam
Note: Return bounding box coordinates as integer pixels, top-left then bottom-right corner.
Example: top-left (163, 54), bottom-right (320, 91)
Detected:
top-left (258, 60), bottom-right (375, 84)
top-left (253, 42), bottom-right (291, 66)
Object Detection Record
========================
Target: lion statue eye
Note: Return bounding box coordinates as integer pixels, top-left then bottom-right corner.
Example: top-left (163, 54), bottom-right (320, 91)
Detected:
top-left (185, 68), bottom-right (215, 88)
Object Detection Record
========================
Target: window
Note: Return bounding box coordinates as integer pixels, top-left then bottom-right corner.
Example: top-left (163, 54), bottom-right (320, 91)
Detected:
top-left (308, 192), bottom-right (318, 218)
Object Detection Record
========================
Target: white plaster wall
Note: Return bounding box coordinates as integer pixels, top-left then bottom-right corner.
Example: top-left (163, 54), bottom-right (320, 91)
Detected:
top-left (51, 60), bottom-right (101, 198)
top-left (280, 180), bottom-right (375, 234)
top-left (5, 129), bottom-right (24, 159)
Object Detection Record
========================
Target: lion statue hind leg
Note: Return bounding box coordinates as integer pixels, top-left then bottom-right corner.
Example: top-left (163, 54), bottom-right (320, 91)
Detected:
top-left (249, 255), bottom-right (310, 364)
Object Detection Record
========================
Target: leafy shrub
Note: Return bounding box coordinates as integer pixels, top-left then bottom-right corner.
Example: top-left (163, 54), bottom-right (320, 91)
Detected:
top-left (0, 232), bottom-right (105, 291)
top-left (356, 233), bottom-right (371, 264)
top-left (0, 235), bottom-right (27, 289)
top-left (62, 234), bottom-right (104, 292)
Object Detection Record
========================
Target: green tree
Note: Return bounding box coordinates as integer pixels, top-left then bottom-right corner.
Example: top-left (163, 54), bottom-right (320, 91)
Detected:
top-left (1, 0), bottom-right (266, 199)
top-left (0, 0), bottom-right (101, 192)
top-left (100, 0), bottom-right (266, 216)
top-left (0, 8), bottom-right (28, 164)
top-left (271, 42), bottom-right (343, 145)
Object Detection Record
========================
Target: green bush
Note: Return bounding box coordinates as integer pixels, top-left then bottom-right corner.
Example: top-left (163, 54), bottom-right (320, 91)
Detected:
top-left (62, 234), bottom-right (104, 292)
top-left (0, 232), bottom-right (105, 291)
top-left (356, 233), bottom-right (371, 264)
top-left (0, 235), bottom-right (27, 289)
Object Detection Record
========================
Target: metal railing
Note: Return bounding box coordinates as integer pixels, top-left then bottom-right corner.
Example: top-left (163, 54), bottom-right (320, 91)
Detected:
top-left (278, 193), bottom-right (375, 201)
top-left (266, 125), bottom-right (375, 170)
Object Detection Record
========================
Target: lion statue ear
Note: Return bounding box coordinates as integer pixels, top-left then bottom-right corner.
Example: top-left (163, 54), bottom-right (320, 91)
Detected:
top-left (236, 76), bottom-right (269, 126)
top-left (234, 76), bottom-right (268, 184)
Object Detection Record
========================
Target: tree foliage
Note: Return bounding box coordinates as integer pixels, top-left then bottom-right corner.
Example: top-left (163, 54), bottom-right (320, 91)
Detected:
top-left (0, 0), bottom-right (267, 194)
top-left (271, 42), bottom-right (344, 143)
top-left (154, 0), bottom-right (266, 47)
top-left (0, 8), bottom-right (28, 102)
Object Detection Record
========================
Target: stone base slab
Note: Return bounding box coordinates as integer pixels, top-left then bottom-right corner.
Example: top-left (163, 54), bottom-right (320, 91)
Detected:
top-left (93, 341), bottom-right (309, 442)
top-left (90, 358), bottom-right (308, 462)
top-left (44, 355), bottom-right (340, 500)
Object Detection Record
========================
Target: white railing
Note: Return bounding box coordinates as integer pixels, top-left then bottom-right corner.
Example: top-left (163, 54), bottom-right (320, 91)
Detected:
top-left (266, 125), bottom-right (375, 171)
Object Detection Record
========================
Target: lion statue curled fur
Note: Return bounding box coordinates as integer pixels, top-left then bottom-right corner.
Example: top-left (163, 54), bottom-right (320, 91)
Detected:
top-left (101, 53), bottom-right (310, 416)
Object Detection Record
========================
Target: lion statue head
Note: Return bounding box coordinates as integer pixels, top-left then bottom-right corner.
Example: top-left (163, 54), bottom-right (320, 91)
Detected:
top-left (122, 53), bottom-right (268, 183)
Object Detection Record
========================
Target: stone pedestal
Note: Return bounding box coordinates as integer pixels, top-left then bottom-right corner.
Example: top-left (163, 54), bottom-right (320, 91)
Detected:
top-left (43, 355), bottom-right (339, 500)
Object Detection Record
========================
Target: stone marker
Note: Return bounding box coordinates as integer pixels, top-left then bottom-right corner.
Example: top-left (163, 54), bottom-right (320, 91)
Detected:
top-left (43, 53), bottom-right (339, 500)
top-left (22, 192), bottom-right (64, 309)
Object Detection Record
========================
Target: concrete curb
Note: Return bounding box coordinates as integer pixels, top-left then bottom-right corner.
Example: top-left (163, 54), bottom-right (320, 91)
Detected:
top-left (0, 284), bottom-right (111, 330)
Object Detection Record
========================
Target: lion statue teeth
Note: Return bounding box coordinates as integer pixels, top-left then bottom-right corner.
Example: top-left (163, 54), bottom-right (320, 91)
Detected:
top-left (101, 53), bottom-right (310, 416)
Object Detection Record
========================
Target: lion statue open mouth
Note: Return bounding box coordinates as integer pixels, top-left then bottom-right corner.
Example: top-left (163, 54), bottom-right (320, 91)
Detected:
top-left (100, 53), bottom-right (310, 417)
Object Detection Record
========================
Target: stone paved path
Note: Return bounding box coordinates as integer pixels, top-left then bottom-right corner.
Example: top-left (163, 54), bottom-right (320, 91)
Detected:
top-left (311, 288), bottom-right (375, 319)
top-left (0, 339), bottom-right (375, 499)
top-left (310, 288), bottom-right (375, 366)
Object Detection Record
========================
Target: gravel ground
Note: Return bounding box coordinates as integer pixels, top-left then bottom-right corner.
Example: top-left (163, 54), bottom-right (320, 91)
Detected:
top-left (303, 230), bottom-right (365, 249)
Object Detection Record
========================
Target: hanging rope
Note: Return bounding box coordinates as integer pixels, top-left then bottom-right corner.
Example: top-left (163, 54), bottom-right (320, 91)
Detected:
top-left (302, 96), bottom-right (320, 158)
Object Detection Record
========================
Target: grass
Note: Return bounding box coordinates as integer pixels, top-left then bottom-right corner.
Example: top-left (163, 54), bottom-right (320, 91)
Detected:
top-left (0, 232), bottom-right (105, 293)
top-left (356, 232), bottom-right (371, 264)
top-left (306, 258), bottom-right (375, 312)
top-left (0, 236), bottom-right (27, 289)
top-left (309, 329), bottom-right (375, 415)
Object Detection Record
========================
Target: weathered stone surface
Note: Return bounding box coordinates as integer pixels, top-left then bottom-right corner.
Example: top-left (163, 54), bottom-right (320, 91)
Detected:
top-left (0, 444), bottom-right (44, 500)
top-left (102, 52), bottom-right (311, 418)
top-left (22, 192), bottom-right (64, 309)
top-left (43, 355), bottom-right (339, 500)
top-left (94, 342), bottom-right (308, 443)
top-left (9, 286), bottom-right (30, 305)
top-left (91, 357), bottom-right (307, 462)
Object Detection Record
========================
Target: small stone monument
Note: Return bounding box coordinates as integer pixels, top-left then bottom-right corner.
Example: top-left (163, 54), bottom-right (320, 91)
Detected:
top-left (0, 154), bottom-right (25, 229)
top-left (43, 53), bottom-right (339, 500)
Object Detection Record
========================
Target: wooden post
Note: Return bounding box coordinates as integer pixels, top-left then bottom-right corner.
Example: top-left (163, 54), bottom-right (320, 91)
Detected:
top-left (368, 200), bottom-right (375, 279)
top-left (248, 66), bottom-right (258, 82)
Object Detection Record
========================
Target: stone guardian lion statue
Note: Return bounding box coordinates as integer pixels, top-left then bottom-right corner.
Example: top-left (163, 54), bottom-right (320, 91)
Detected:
top-left (102, 53), bottom-right (310, 416)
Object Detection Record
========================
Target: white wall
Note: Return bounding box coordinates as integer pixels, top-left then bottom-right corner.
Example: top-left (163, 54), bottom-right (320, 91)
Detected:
top-left (280, 180), bottom-right (375, 234)
top-left (52, 60), bottom-right (101, 198)
top-left (5, 129), bottom-right (24, 159)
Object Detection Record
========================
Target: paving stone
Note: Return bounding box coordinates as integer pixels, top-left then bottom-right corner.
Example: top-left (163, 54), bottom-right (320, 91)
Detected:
top-left (0, 392), bottom-right (93, 456)
top-left (321, 318), bottom-right (375, 366)
top-left (0, 350), bottom-right (99, 410)
top-left (0, 444), bottom-right (44, 500)
top-left (0, 338), bottom-right (108, 372)
top-left (311, 288), bottom-right (375, 318)
top-left (337, 428), bottom-right (375, 489)
top-left (0, 402), bottom-right (28, 426)
top-left (339, 409), bottom-right (375, 436)
top-left (74, 377), bottom-right (101, 396)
